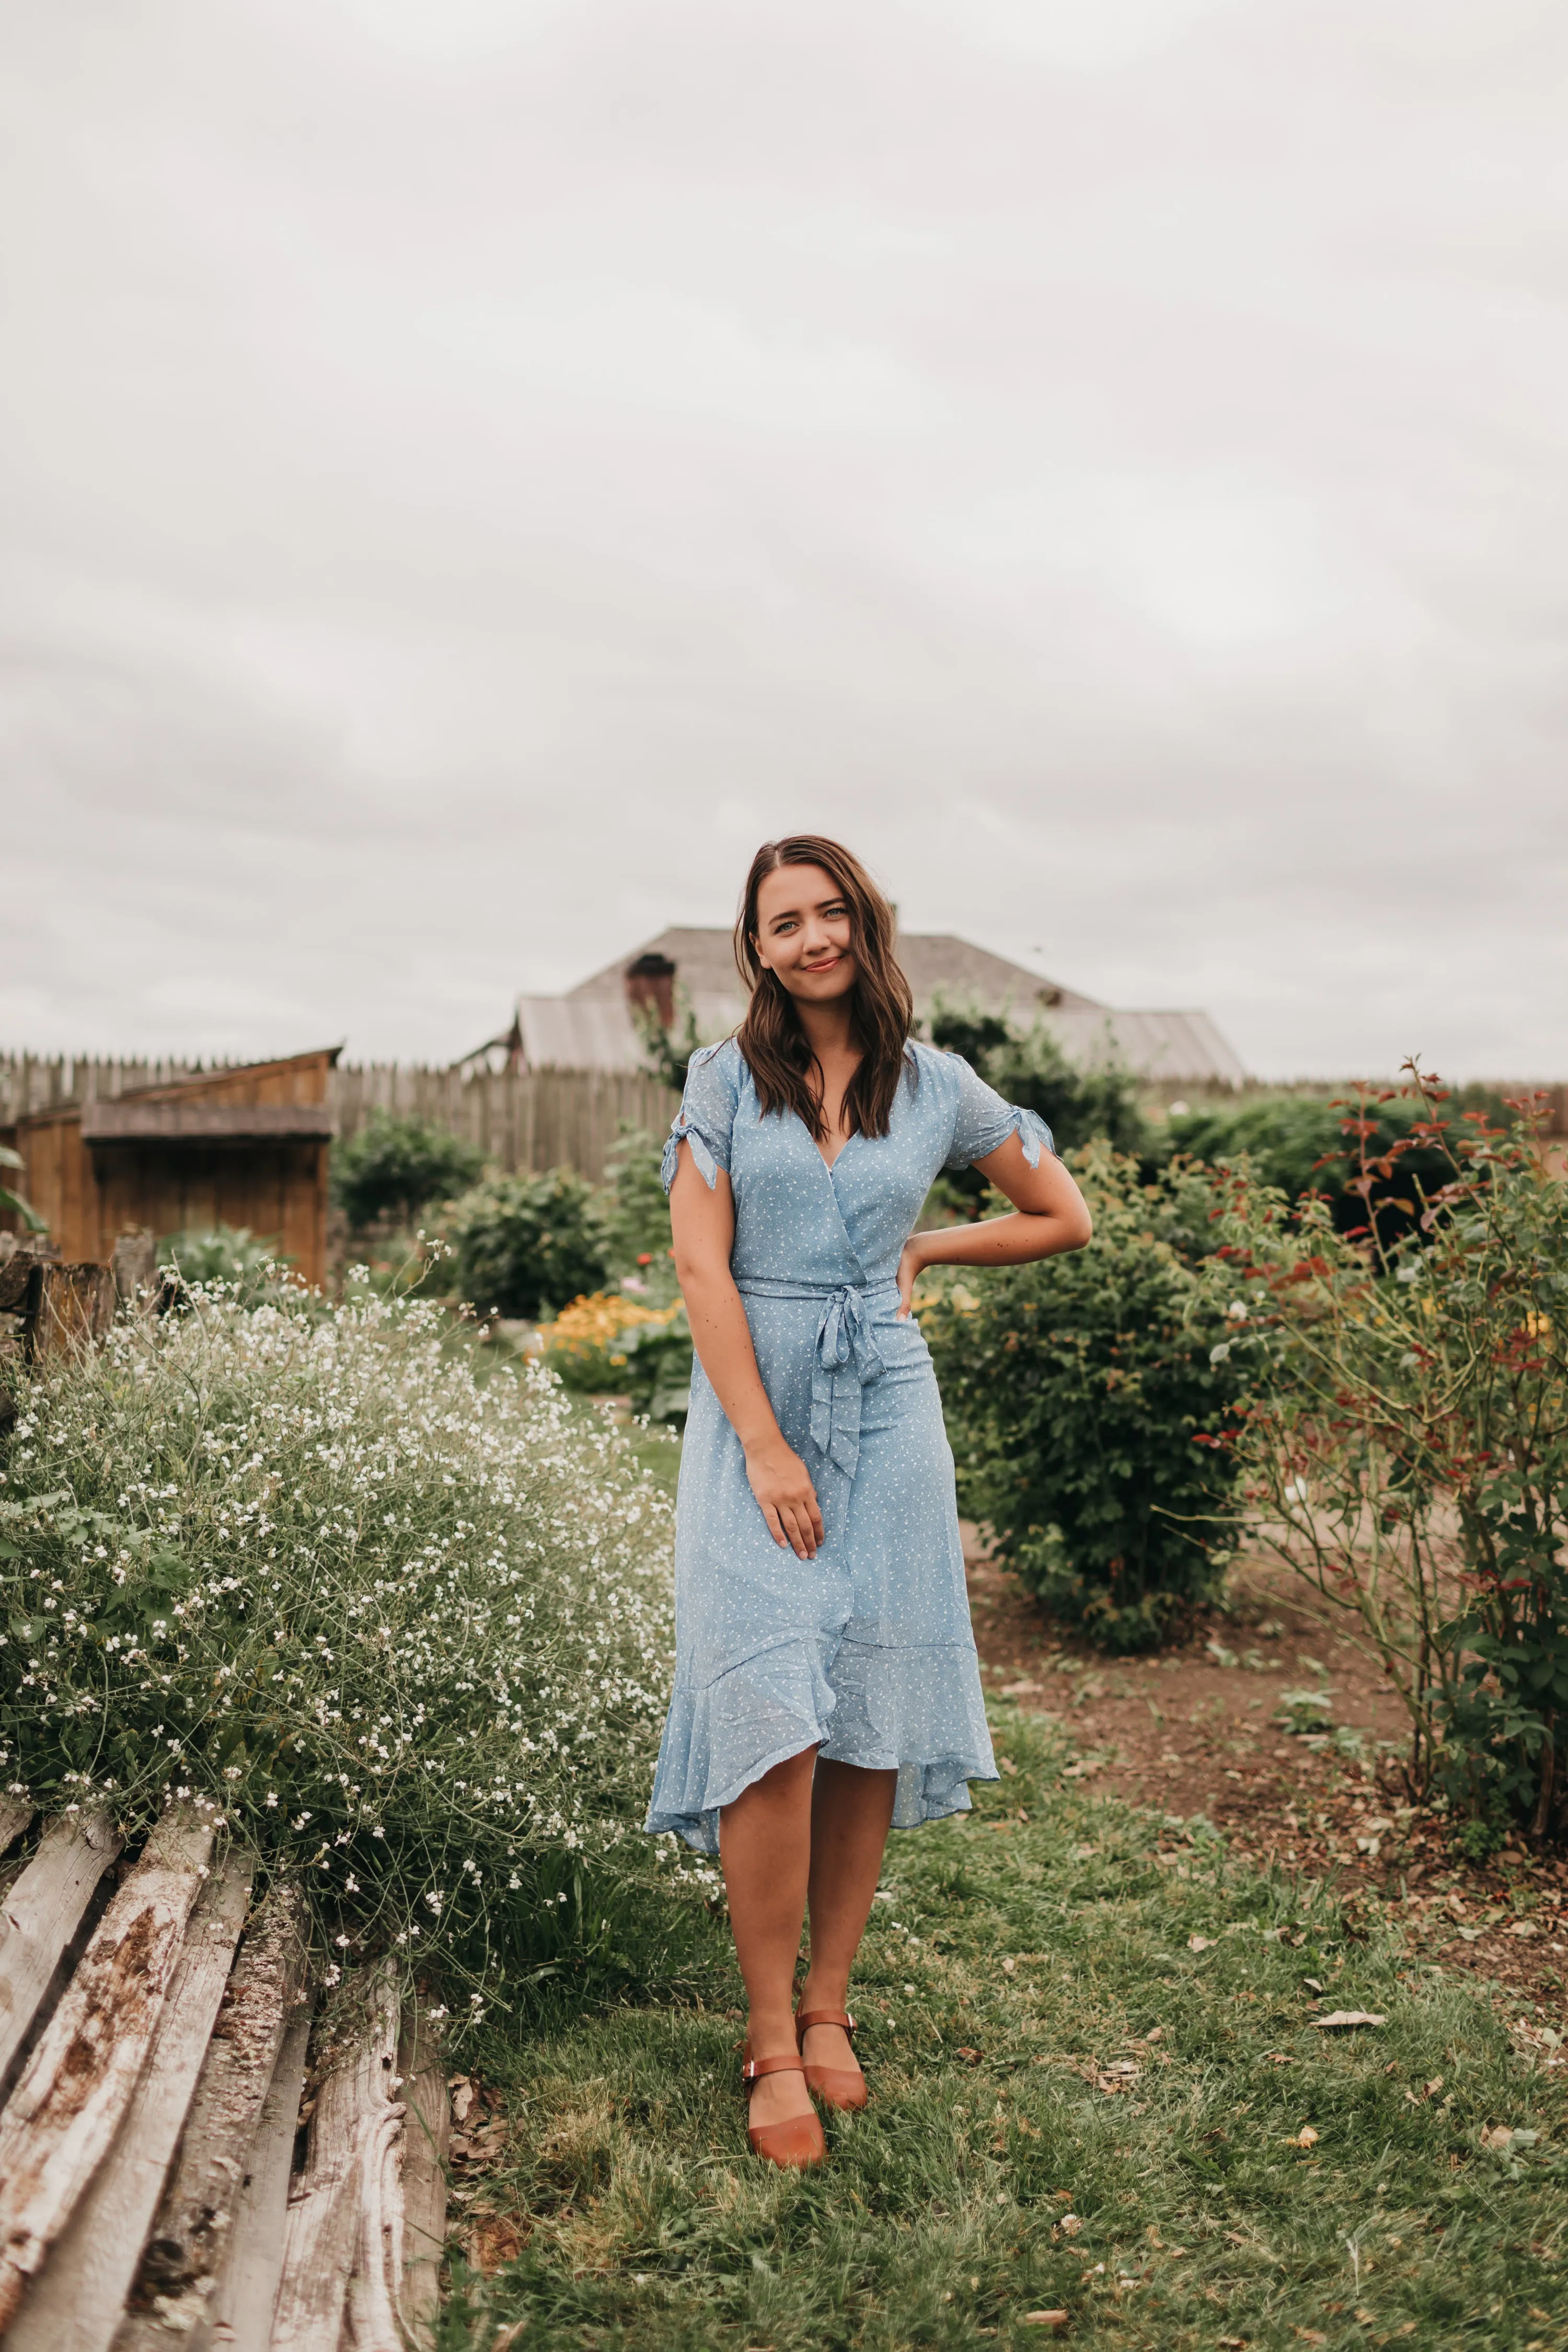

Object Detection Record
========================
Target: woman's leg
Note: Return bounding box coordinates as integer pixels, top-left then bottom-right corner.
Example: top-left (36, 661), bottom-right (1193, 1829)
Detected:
top-left (718, 1744), bottom-right (818, 2127)
top-left (798, 1759), bottom-right (898, 2080)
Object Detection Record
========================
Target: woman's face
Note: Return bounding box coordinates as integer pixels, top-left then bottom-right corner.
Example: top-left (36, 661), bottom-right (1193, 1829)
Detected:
top-left (753, 862), bottom-right (857, 1006)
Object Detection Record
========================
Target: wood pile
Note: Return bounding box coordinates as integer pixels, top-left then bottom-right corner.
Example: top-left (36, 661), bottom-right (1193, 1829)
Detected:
top-left (0, 1806), bottom-right (449, 2349)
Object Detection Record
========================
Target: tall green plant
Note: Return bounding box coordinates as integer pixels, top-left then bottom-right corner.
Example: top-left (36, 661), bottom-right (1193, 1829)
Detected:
top-left (597, 1125), bottom-right (674, 1289)
top-left (923, 1148), bottom-right (1248, 1651)
top-left (1207, 1072), bottom-right (1568, 1842)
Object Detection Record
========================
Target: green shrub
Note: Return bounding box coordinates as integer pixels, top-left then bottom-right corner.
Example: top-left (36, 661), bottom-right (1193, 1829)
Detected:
top-left (0, 1278), bottom-right (698, 2005)
top-left (332, 1111), bottom-right (485, 1230)
top-left (1208, 1073), bottom-right (1568, 1840)
top-left (922, 1148), bottom-right (1248, 1650)
top-left (441, 1169), bottom-right (608, 1321)
top-left (1159, 1084), bottom-right (1512, 1251)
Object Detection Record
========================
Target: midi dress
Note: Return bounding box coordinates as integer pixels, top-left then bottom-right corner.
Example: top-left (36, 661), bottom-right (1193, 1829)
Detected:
top-left (643, 1037), bottom-right (1055, 1856)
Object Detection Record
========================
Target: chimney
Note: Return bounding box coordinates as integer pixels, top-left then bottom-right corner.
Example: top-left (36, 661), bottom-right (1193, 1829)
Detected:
top-left (625, 952), bottom-right (677, 1028)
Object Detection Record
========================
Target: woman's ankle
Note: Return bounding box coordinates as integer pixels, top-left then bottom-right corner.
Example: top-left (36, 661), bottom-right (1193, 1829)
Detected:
top-left (797, 1972), bottom-right (851, 2016)
top-left (747, 2007), bottom-right (800, 2058)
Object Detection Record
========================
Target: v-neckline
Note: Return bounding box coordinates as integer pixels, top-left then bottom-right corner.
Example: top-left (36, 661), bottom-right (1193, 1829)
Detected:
top-left (803, 1116), bottom-right (857, 1176)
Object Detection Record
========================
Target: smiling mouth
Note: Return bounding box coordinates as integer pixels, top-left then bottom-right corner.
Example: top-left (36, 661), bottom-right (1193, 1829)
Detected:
top-left (802, 954), bottom-right (846, 974)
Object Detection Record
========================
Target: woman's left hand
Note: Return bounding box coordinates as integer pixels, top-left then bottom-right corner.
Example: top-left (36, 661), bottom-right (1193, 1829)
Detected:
top-left (895, 1235), bottom-right (928, 1321)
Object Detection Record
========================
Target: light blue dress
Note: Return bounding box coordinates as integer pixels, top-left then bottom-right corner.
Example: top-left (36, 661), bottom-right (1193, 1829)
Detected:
top-left (644, 1038), bottom-right (1055, 1855)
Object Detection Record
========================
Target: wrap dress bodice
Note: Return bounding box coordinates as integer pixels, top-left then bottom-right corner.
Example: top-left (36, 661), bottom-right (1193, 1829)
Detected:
top-left (644, 1037), bottom-right (1054, 1854)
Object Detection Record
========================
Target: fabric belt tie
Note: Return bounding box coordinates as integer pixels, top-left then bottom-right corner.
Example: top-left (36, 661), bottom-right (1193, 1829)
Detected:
top-left (734, 1276), bottom-right (892, 1482)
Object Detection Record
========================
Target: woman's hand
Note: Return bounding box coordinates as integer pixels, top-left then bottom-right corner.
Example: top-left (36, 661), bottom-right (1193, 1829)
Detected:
top-left (895, 1231), bottom-right (930, 1321)
top-left (744, 1434), bottom-right (826, 1559)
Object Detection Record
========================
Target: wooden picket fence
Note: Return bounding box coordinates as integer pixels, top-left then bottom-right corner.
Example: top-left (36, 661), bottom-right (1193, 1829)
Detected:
top-left (0, 1803), bottom-right (447, 2351)
top-left (0, 1056), bottom-right (678, 1186)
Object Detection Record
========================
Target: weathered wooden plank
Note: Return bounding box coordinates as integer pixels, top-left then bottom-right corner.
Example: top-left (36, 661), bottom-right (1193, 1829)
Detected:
top-left (0, 1808), bottom-right (215, 2330)
top-left (205, 2005), bottom-right (312, 2352)
top-left (112, 1882), bottom-right (309, 2352)
top-left (271, 1967), bottom-right (402, 2352)
top-left (396, 2012), bottom-right (449, 2347)
top-left (0, 1798), bottom-right (33, 1858)
top-left (344, 2100), bottom-right (408, 2352)
top-left (7, 1853), bottom-right (253, 2352)
top-left (0, 1810), bottom-right (122, 2090)
top-left (31, 1261), bottom-right (117, 1359)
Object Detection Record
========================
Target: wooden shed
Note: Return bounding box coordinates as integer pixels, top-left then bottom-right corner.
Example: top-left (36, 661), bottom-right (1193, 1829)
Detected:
top-left (3, 1048), bottom-right (339, 1289)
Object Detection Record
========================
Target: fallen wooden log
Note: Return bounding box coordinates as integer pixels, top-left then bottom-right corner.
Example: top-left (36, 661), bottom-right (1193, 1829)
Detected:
top-left (7, 1852), bottom-right (253, 2352)
top-left (0, 1807), bottom-right (215, 2329)
top-left (271, 1966), bottom-right (403, 2352)
top-left (0, 1811), bottom-right (123, 2091)
top-left (0, 1800), bottom-right (33, 1860)
top-left (396, 2010), bottom-right (450, 2348)
top-left (112, 1881), bottom-right (310, 2352)
top-left (206, 2006), bottom-right (312, 2352)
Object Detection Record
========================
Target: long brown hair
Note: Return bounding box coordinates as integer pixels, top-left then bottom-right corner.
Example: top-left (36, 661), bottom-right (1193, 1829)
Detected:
top-left (734, 836), bottom-right (914, 1142)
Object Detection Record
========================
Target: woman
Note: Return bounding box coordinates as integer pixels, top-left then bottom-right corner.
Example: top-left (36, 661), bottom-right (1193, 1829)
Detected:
top-left (647, 836), bottom-right (1092, 2166)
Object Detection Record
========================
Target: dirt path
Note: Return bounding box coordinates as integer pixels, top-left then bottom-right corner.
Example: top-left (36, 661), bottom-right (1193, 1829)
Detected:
top-left (964, 1531), bottom-right (1568, 2026)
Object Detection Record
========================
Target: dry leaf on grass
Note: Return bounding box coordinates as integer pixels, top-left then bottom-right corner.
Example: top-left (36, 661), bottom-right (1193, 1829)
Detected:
top-left (1021, 2313), bottom-right (1069, 2331)
top-left (956, 2045), bottom-right (982, 2064)
top-left (466, 2212), bottom-right (523, 2275)
top-left (449, 2073), bottom-right (480, 2124)
top-left (1188, 1934), bottom-right (1214, 1952)
top-left (1286, 2126), bottom-right (1320, 2148)
top-left (1309, 2010), bottom-right (1387, 2030)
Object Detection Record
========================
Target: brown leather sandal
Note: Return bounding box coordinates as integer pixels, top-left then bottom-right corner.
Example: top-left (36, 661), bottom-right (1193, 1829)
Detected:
top-left (742, 2049), bottom-right (827, 2167)
top-left (795, 2008), bottom-right (868, 2112)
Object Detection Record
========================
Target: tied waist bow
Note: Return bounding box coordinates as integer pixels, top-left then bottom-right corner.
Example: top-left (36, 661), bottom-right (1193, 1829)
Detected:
top-left (734, 1276), bottom-right (893, 1482)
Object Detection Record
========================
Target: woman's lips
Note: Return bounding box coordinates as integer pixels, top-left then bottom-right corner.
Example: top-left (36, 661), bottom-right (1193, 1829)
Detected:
top-left (801, 954), bottom-right (846, 974)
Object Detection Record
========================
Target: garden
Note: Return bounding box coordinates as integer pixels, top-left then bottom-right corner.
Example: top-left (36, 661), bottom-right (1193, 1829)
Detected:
top-left (2, 1021), bottom-right (1566, 2349)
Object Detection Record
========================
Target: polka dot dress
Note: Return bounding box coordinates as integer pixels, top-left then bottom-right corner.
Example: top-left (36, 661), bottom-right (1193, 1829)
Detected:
top-left (644, 1039), bottom-right (1054, 1856)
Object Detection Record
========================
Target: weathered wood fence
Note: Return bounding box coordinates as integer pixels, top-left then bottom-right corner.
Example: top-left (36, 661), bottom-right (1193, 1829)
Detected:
top-left (0, 1803), bottom-right (447, 2350)
top-left (328, 1064), bottom-right (678, 1182)
top-left (1, 1058), bottom-right (678, 1186)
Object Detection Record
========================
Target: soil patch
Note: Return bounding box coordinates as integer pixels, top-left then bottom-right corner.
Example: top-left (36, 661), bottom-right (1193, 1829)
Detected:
top-left (964, 1529), bottom-right (1568, 2024)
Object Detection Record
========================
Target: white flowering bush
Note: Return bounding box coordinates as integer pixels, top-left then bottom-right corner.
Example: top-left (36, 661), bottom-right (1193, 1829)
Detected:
top-left (0, 1275), bottom-right (698, 2006)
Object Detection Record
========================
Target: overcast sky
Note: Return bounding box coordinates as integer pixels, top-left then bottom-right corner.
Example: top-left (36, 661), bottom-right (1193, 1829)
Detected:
top-left (3, 0), bottom-right (1564, 1079)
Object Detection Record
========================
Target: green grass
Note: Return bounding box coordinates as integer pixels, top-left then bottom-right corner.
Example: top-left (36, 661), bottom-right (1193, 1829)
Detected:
top-left (442, 1709), bottom-right (1568, 2351)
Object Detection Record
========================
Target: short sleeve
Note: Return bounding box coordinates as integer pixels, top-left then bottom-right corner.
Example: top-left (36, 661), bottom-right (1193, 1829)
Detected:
top-left (661, 1042), bottom-right (741, 1193)
top-left (942, 1054), bottom-right (1056, 1172)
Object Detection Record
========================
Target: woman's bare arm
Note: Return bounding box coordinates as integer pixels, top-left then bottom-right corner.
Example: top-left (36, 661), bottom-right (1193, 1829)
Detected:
top-left (668, 1146), bottom-right (826, 1560)
top-left (895, 1133), bottom-right (1092, 1318)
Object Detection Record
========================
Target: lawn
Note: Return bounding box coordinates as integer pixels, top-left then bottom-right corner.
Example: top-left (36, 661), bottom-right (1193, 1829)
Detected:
top-left (440, 1704), bottom-right (1568, 2352)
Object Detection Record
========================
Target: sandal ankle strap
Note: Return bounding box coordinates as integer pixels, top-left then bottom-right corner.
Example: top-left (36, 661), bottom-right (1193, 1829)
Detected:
top-left (795, 2008), bottom-right (856, 2035)
top-left (743, 2052), bottom-right (807, 2083)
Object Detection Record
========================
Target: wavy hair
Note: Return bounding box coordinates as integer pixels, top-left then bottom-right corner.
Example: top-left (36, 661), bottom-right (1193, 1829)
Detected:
top-left (734, 836), bottom-right (914, 1142)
